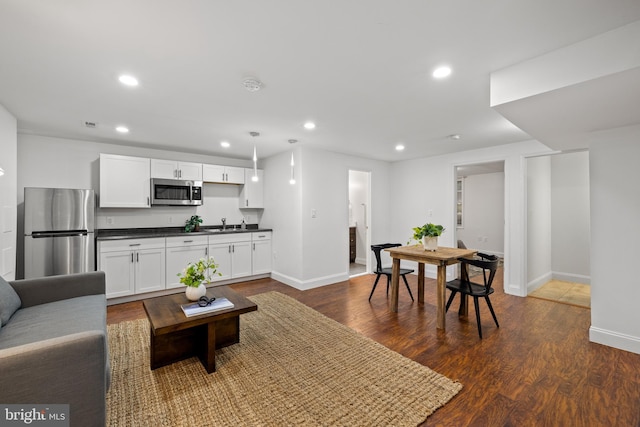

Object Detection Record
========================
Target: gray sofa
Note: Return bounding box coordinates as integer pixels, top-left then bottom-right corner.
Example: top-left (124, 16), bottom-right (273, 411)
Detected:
top-left (0, 271), bottom-right (109, 427)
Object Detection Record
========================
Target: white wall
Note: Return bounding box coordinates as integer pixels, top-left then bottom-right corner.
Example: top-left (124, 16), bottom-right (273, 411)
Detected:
top-left (262, 146), bottom-right (391, 290)
top-left (526, 156), bottom-right (552, 289)
top-left (551, 151), bottom-right (590, 283)
top-left (0, 104), bottom-right (17, 280)
top-left (589, 129), bottom-right (640, 354)
top-left (390, 140), bottom-right (552, 296)
top-left (456, 172), bottom-right (505, 256)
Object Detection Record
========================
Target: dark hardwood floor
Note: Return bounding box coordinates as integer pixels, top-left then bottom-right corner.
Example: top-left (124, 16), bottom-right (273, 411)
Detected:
top-left (107, 270), bottom-right (640, 426)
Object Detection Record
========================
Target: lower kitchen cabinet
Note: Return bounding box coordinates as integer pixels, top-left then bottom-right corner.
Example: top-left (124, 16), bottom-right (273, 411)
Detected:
top-left (252, 232), bottom-right (272, 275)
top-left (165, 235), bottom-right (209, 289)
top-left (208, 234), bottom-right (252, 281)
top-left (98, 238), bottom-right (166, 298)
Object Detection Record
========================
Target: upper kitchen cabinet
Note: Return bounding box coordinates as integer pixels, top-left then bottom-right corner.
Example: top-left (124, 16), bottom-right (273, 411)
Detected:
top-left (202, 164), bottom-right (245, 184)
top-left (151, 159), bottom-right (202, 181)
top-left (99, 154), bottom-right (151, 208)
top-left (239, 168), bottom-right (264, 208)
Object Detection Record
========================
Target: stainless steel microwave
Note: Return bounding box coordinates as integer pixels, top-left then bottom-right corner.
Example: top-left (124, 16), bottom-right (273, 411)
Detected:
top-left (150, 178), bottom-right (203, 206)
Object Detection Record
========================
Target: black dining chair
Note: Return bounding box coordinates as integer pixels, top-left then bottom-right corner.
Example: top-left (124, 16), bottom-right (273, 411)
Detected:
top-left (445, 253), bottom-right (499, 339)
top-left (369, 244), bottom-right (414, 302)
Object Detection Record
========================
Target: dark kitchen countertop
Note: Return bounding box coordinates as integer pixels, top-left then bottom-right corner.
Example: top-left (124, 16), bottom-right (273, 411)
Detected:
top-left (96, 225), bottom-right (272, 241)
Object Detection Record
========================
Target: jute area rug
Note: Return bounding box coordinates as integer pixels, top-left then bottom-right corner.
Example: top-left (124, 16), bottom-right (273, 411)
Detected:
top-left (106, 291), bottom-right (462, 426)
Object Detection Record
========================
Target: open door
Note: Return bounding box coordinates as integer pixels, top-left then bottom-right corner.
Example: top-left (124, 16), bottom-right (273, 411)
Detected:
top-left (349, 170), bottom-right (371, 277)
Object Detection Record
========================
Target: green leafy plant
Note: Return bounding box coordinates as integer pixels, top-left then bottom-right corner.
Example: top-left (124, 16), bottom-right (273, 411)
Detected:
top-left (177, 257), bottom-right (222, 287)
top-left (408, 223), bottom-right (445, 244)
top-left (184, 215), bottom-right (203, 232)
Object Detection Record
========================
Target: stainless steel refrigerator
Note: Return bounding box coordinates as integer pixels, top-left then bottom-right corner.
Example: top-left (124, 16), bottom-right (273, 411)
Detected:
top-left (24, 187), bottom-right (95, 279)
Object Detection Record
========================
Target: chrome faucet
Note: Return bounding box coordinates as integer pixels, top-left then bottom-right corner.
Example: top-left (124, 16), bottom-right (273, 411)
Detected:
top-left (221, 218), bottom-right (227, 230)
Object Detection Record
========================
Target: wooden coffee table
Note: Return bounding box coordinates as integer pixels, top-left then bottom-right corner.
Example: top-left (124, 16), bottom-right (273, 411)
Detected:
top-left (143, 286), bottom-right (257, 373)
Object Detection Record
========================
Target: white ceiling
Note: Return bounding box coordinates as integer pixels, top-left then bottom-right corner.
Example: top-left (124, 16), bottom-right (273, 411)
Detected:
top-left (1, 1), bottom-right (640, 162)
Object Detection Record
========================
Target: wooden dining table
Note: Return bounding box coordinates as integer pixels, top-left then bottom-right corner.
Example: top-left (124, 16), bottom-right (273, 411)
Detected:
top-left (385, 245), bottom-right (476, 330)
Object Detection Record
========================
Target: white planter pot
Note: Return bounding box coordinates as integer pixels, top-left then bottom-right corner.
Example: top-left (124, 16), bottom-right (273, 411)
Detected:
top-left (422, 236), bottom-right (438, 251)
top-left (185, 283), bottom-right (207, 301)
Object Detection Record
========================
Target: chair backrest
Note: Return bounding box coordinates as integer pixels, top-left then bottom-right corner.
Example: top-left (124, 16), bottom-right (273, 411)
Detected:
top-left (459, 254), bottom-right (499, 291)
top-left (370, 243), bottom-right (401, 273)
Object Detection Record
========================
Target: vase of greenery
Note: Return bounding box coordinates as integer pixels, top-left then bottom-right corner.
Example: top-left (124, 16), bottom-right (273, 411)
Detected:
top-left (410, 223), bottom-right (445, 251)
top-left (185, 215), bottom-right (202, 232)
top-left (177, 257), bottom-right (222, 301)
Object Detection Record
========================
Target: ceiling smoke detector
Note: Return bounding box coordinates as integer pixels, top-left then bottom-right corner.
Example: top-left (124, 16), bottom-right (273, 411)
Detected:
top-left (243, 78), bottom-right (263, 92)
top-left (83, 120), bottom-right (98, 129)
top-left (288, 139), bottom-right (298, 144)
top-left (249, 131), bottom-right (260, 137)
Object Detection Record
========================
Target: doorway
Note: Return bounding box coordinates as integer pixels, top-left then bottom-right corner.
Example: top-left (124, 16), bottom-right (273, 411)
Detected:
top-left (525, 151), bottom-right (590, 305)
top-left (454, 161), bottom-right (505, 259)
top-left (349, 170), bottom-right (371, 277)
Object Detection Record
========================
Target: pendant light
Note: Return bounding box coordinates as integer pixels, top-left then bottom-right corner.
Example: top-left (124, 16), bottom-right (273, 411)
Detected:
top-left (289, 152), bottom-right (296, 185)
top-left (288, 139), bottom-right (297, 185)
top-left (250, 131), bottom-right (259, 182)
top-left (252, 146), bottom-right (258, 182)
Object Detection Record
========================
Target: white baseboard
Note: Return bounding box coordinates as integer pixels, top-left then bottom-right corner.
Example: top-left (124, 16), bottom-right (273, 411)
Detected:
top-left (527, 271), bottom-right (553, 293)
top-left (589, 326), bottom-right (640, 355)
top-left (354, 257), bottom-right (366, 265)
top-left (552, 271), bottom-right (591, 285)
top-left (271, 270), bottom-right (349, 291)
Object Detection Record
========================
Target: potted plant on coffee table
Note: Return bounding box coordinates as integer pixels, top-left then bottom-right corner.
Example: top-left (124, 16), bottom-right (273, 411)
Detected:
top-left (177, 257), bottom-right (222, 301)
top-left (409, 223), bottom-right (445, 251)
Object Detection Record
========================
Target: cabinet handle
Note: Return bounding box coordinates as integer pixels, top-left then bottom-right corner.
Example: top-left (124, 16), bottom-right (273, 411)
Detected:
top-left (147, 196), bottom-right (150, 206)
top-left (205, 247), bottom-right (208, 256)
top-left (179, 170), bottom-right (182, 178)
top-left (174, 169), bottom-right (177, 178)
top-left (136, 252), bottom-right (139, 262)
top-left (246, 200), bottom-right (248, 207)
top-left (253, 243), bottom-right (255, 251)
top-left (232, 244), bottom-right (235, 253)
top-left (183, 240), bottom-right (193, 243)
top-left (228, 245), bottom-right (231, 253)
top-left (131, 253), bottom-right (134, 263)
top-left (129, 243), bottom-right (141, 247)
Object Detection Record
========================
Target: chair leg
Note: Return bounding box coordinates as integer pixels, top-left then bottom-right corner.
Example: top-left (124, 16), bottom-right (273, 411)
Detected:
top-left (445, 290), bottom-right (457, 312)
top-left (473, 297), bottom-right (483, 339)
top-left (402, 275), bottom-right (414, 301)
top-left (386, 275), bottom-right (390, 295)
top-left (368, 275), bottom-right (382, 301)
top-left (485, 296), bottom-right (499, 328)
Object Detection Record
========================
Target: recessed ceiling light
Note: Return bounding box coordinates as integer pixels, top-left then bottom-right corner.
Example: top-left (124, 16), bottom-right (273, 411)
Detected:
top-left (303, 122), bottom-right (316, 130)
top-left (220, 141), bottom-right (230, 148)
top-left (432, 66), bottom-right (452, 79)
top-left (118, 74), bottom-right (139, 87)
top-left (449, 134), bottom-right (461, 140)
top-left (395, 144), bottom-right (405, 151)
top-left (243, 78), bottom-right (263, 92)
top-left (115, 126), bottom-right (129, 133)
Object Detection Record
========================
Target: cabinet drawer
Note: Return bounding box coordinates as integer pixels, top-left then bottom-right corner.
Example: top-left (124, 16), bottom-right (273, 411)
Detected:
top-left (208, 233), bottom-right (251, 244)
top-left (252, 232), bottom-right (271, 241)
top-left (165, 235), bottom-right (208, 248)
top-left (99, 237), bottom-right (165, 253)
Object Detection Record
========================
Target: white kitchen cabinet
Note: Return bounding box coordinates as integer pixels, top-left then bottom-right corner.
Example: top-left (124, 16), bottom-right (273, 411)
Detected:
top-left (208, 234), bottom-right (252, 280)
top-left (202, 164), bottom-right (245, 184)
top-left (252, 232), bottom-right (272, 275)
top-left (98, 238), bottom-right (166, 298)
top-left (99, 154), bottom-right (151, 208)
top-left (151, 159), bottom-right (202, 180)
top-left (239, 168), bottom-right (264, 208)
top-left (165, 235), bottom-right (208, 289)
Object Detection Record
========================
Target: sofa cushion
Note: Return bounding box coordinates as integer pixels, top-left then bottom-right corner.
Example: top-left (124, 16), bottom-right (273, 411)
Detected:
top-left (0, 275), bottom-right (21, 327)
top-left (0, 294), bottom-right (106, 349)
